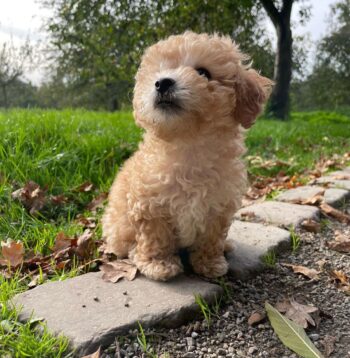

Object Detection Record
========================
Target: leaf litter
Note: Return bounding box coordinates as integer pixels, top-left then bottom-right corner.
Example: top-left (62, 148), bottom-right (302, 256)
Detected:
top-left (275, 297), bottom-right (319, 328)
top-left (265, 302), bottom-right (324, 358)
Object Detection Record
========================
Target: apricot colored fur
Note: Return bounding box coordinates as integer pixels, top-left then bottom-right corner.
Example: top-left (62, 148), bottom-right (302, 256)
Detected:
top-left (102, 32), bottom-right (272, 281)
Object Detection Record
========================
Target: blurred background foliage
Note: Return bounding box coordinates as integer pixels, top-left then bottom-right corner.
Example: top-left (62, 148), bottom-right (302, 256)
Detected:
top-left (0, 0), bottom-right (349, 116)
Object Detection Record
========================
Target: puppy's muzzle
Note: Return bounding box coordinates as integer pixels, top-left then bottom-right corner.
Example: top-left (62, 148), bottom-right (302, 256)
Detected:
top-left (154, 77), bottom-right (182, 111)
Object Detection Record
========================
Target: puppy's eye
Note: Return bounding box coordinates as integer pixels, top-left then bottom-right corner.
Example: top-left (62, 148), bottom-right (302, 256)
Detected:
top-left (196, 67), bottom-right (211, 80)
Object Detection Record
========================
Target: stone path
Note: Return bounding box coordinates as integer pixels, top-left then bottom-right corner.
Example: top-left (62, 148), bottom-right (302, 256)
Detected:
top-left (12, 167), bottom-right (350, 355)
top-left (14, 274), bottom-right (222, 355)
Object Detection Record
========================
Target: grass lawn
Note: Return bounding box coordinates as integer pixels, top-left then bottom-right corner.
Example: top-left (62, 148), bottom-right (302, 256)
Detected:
top-left (0, 109), bottom-right (349, 357)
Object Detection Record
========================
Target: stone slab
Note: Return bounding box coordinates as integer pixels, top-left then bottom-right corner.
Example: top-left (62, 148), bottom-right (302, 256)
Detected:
top-left (234, 201), bottom-right (319, 228)
top-left (328, 167), bottom-right (350, 175)
top-left (13, 273), bottom-right (222, 355)
top-left (312, 176), bottom-right (350, 190)
top-left (226, 221), bottom-right (290, 279)
top-left (276, 185), bottom-right (350, 207)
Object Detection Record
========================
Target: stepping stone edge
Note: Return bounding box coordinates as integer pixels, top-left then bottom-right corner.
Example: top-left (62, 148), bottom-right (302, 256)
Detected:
top-left (12, 273), bottom-right (223, 355)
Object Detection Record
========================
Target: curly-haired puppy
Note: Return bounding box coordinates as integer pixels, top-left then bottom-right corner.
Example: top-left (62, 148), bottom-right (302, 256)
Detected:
top-left (102, 32), bottom-right (272, 281)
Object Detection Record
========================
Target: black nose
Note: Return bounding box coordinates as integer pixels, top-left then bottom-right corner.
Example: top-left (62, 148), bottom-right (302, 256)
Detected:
top-left (155, 78), bottom-right (175, 95)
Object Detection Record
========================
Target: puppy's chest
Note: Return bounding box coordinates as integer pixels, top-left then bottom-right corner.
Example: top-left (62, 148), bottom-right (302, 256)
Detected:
top-left (166, 163), bottom-right (231, 247)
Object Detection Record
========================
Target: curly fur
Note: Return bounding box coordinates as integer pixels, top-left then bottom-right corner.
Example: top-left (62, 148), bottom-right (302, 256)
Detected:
top-left (102, 32), bottom-right (272, 281)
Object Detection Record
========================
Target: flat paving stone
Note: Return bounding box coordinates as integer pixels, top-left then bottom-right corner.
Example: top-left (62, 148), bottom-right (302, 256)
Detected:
top-left (328, 167), bottom-right (350, 175)
top-left (226, 221), bottom-right (290, 279)
top-left (234, 201), bottom-right (319, 228)
top-left (276, 185), bottom-right (350, 207)
top-left (13, 273), bottom-right (222, 355)
top-left (312, 176), bottom-right (350, 190)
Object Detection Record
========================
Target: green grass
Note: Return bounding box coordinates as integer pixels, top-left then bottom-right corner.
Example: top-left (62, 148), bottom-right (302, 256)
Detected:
top-left (0, 108), bottom-right (349, 356)
top-left (262, 250), bottom-right (277, 268)
top-left (290, 227), bottom-right (301, 253)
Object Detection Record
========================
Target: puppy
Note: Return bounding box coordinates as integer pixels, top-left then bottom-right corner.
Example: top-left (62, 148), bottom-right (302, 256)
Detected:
top-left (102, 32), bottom-right (272, 281)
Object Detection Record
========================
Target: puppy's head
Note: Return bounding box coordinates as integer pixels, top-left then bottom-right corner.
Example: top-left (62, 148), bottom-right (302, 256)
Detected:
top-left (133, 32), bottom-right (272, 138)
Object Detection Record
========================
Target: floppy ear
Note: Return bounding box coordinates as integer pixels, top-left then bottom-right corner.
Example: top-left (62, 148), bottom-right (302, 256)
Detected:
top-left (233, 69), bottom-right (273, 129)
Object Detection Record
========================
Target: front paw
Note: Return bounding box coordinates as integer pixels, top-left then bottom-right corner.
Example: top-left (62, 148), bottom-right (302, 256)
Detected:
top-left (134, 255), bottom-right (183, 281)
top-left (190, 253), bottom-right (228, 278)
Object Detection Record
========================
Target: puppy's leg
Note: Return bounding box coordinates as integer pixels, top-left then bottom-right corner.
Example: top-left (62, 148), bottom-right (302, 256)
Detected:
top-left (190, 217), bottom-right (230, 278)
top-left (102, 210), bottom-right (136, 258)
top-left (132, 218), bottom-right (183, 281)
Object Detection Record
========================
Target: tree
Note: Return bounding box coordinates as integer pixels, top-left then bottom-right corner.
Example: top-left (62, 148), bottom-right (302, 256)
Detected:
top-left (41, 0), bottom-right (274, 110)
top-left (260, 0), bottom-right (310, 119)
top-left (259, 0), bottom-right (294, 120)
top-left (291, 0), bottom-right (350, 111)
top-left (0, 39), bottom-right (33, 108)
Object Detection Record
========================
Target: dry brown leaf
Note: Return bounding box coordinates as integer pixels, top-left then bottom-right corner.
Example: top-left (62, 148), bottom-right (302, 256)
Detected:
top-left (86, 192), bottom-right (108, 212)
top-left (326, 231), bottom-right (350, 253)
top-left (283, 264), bottom-right (320, 280)
top-left (75, 181), bottom-right (95, 192)
top-left (321, 335), bottom-right (336, 357)
top-left (11, 181), bottom-right (47, 214)
top-left (100, 259), bottom-right (137, 283)
top-left (76, 215), bottom-right (97, 229)
top-left (290, 189), bottom-right (326, 206)
top-left (28, 273), bottom-right (47, 288)
top-left (75, 230), bottom-right (95, 259)
top-left (332, 174), bottom-right (350, 180)
top-left (81, 347), bottom-right (101, 358)
top-left (275, 298), bottom-right (318, 328)
top-left (301, 219), bottom-right (321, 233)
top-left (52, 232), bottom-right (76, 252)
top-left (240, 211), bottom-right (256, 220)
top-left (247, 311), bottom-right (266, 326)
top-left (330, 270), bottom-right (349, 286)
top-left (0, 240), bottom-right (24, 267)
top-left (316, 259), bottom-right (327, 271)
top-left (330, 270), bottom-right (350, 294)
top-left (51, 194), bottom-right (69, 205)
top-left (320, 203), bottom-right (350, 223)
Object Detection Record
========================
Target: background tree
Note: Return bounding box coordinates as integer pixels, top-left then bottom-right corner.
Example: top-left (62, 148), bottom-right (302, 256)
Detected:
top-left (260, 0), bottom-right (310, 120)
top-left (291, 0), bottom-right (350, 111)
top-left (0, 39), bottom-right (33, 108)
top-left (41, 0), bottom-right (274, 110)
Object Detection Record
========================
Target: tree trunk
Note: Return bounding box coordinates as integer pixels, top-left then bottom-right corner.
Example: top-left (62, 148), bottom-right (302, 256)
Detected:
top-left (260, 0), bottom-right (294, 120)
top-left (267, 20), bottom-right (292, 120)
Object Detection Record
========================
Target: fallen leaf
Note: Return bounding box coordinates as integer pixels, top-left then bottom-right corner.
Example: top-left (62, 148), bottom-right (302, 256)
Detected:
top-left (76, 215), bottom-right (97, 229)
top-left (330, 270), bottom-right (349, 286)
top-left (292, 190), bottom-right (325, 206)
top-left (0, 240), bottom-right (24, 267)
top-left (11, 181), bottom-right (47, 214)
top-left (316, 259), bottom-right (327, 271)
top-left (52, 232), bottom-right (76, 252)
top-left (50, 194), bottom-right (69, 205)
top-left (75, 230), bottom-right (95, 259)
top-left (329, 270), bottom-right (350, 294)
top-left (240, 211), bottom-right (256, 220)
top-left (301, 219), bottom-right (321, 233)
top-left (75, 181), bottom-right (95, 193)
top-left (326, 231), bottom-right (350, 253)
top-left (86, 192), bottom-right (108, 212)
top-left (100, 259), bottom-right (137, 283)
top-left (28, 273), bottom-right (47, 288)
top-left (275, 298), bottom-right (318, 328)
top-left (81, 347), bottom-right (101, 358)
top-left (321, 335), bottom-right (336, 357)
top-left (282, 264), bottom-right (320, 280)
top-left (248, 311), bottom-right (266, 326)
top-left (320, 203), bottom-right (350, 223)
top-left (265, 302), bottom-right (324, 358)
top-left (332, 174), bottom-right (350, 180)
